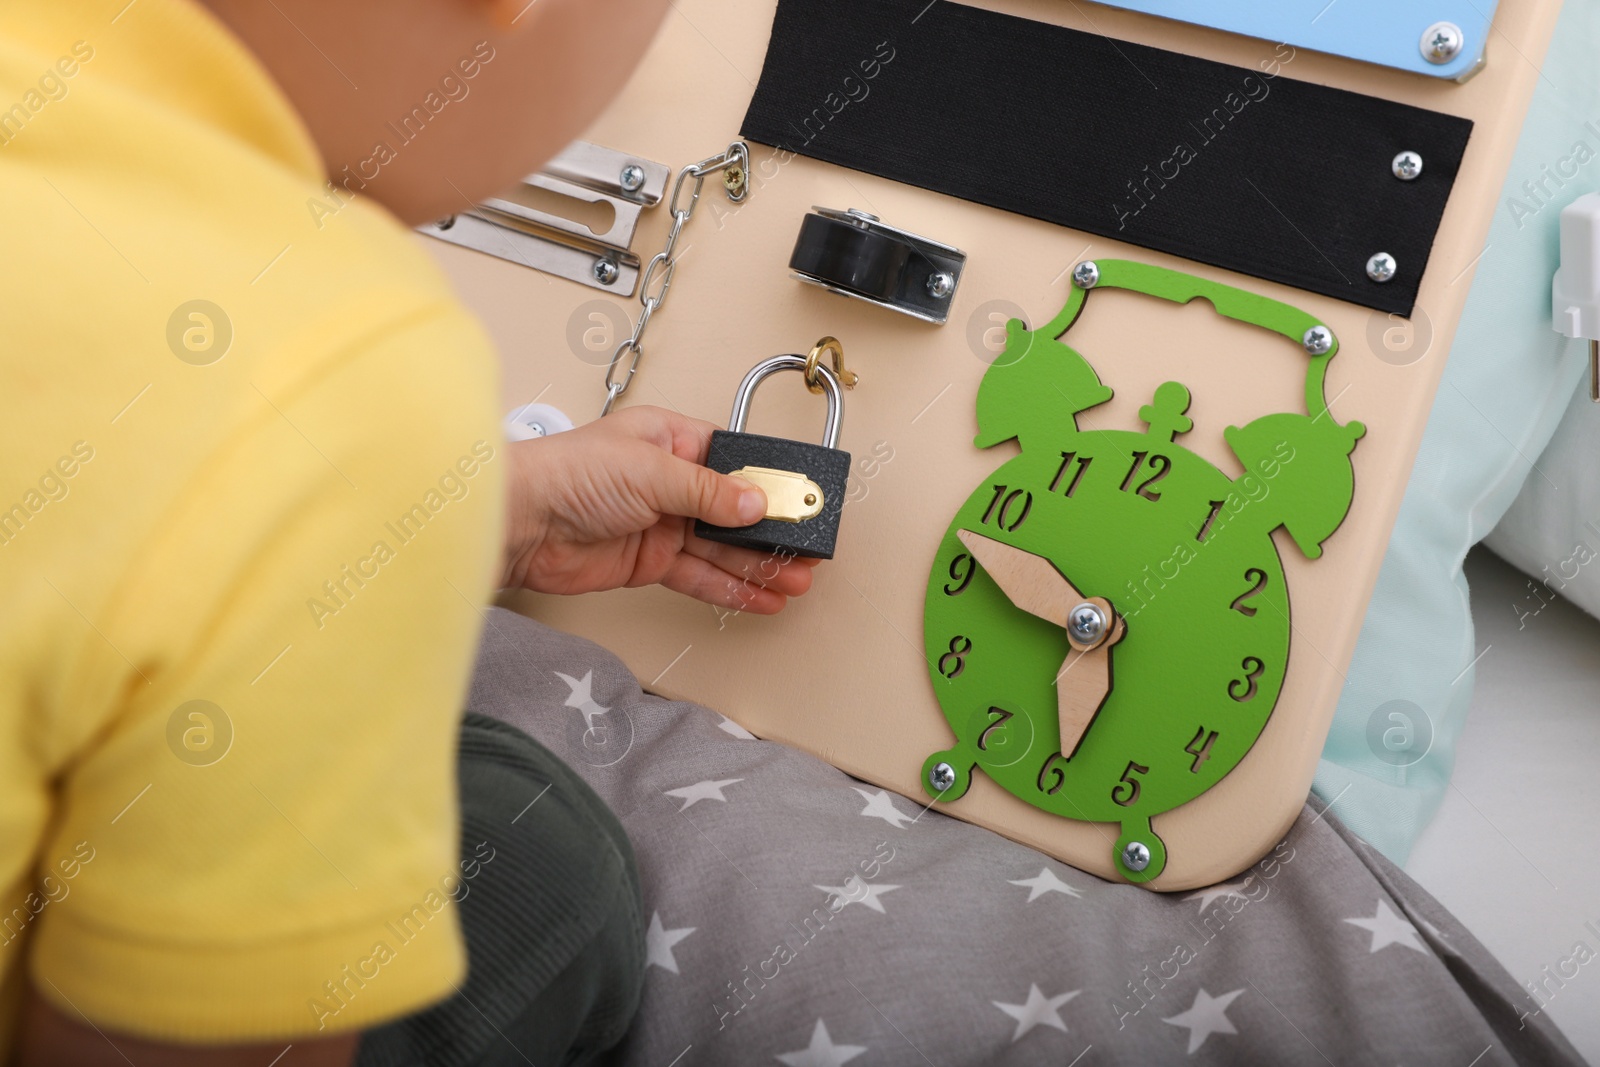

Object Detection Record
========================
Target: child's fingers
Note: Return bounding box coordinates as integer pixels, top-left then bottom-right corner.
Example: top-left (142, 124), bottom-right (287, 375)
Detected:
top-left (658, 553), bottom-right (790, 613)
top-left (681, 536), bottom-right (817, 598)
top-left (609, 404), bottom-right (722, 464)
top-left (640, 448), bottom-right (767, 527)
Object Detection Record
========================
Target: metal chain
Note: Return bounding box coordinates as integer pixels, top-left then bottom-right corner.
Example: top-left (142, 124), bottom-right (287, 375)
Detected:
top-left (601, 141), bottom-right (750, 416)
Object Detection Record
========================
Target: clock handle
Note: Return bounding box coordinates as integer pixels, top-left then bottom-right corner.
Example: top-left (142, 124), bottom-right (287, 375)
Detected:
top-left (1036, 258), bottom-right (1346, 425)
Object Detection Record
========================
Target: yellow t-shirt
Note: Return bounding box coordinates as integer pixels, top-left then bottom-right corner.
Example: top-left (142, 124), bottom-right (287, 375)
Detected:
top-left (0, 0), bottom-right (503, 1046)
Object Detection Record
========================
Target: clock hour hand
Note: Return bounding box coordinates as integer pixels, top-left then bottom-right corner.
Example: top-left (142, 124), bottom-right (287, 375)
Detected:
top-left (956, 530), bottom-right (1124, 759)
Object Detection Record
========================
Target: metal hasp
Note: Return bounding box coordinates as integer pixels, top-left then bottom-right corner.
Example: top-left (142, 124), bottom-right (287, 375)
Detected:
top-left (1080, 0), bottom-right (1494, 81)
top-left (418, 141), bottom-right (670, 295)
top-left (789, 207), bottom-right (967, 325)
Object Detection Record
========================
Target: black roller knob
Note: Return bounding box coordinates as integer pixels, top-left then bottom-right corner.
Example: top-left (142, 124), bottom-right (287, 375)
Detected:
top-left (790, 213), bottom-right (912, 302)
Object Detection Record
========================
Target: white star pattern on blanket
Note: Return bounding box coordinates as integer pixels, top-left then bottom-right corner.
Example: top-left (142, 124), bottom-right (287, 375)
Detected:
top-left (645, 912), bottom-right (695, 974)
top-left (717, 714), bottom-right (757, 739)
top-left (992, 984), bottom-right (1080, 1041)
top-left (664, 778), bottom-right (743, 811)
top-left (554, 670), bottom-right (609, 731)
top-left (1162, 987), bottom-right (1245, 1054)
top-left (775, 1019), bottom-right (866, 1067)
top-left (1008, 867), bottom-right (1083, 902)
top-left (1345, 899), bottom-right (1429, 954)
top-left (853, 787), bottom-right (916, 828)
top-left (814, 876), bottom-right (900, 914)
top-left (1183, 876), bottom-right (1255, 914)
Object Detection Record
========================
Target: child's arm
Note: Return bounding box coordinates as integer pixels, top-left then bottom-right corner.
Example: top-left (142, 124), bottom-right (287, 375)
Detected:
top-left (502, 405), bottom-right (819, 614)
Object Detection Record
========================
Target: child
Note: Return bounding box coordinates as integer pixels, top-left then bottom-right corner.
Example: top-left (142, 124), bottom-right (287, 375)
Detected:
top-left (0, 0), bottom-right (814, 1062)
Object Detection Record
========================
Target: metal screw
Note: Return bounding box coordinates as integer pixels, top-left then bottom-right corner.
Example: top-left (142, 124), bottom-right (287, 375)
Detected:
top-left (927, 272), bottom-right (956, 300)
top-left (1366, 252), bottom-right (1397, 283)
top-left (592, 258), bottom-right (620, 286)
top-left (1302, 325), bottom-right (1334, 355)
top-left (846, 208), bottom-right (880, 226)
top-left (619, 164), bottom-right (646, 193)
top-left (804, 493), bottom-right (817, 506)
top-left (1122, 841), bottom-right (1152, 872)
top-left (1392, 151), bottom-right (1424, 181)
top-left (1072, 261), bottom-right (1100, 289)
top-left (1067, 602), bottom-right (1107, 646)
top-left (1421, 21), bottom-right (1464, 64)
top-left (929, 762), bottom-right (957, 793)
top-left (435, 215), bottom-right (457, 231)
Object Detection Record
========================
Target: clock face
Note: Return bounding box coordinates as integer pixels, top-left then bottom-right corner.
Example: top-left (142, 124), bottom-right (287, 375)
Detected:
top-left (923, 410), bottom-right (1292, 877)
top-left (920, 259), bottom-right (1363, 884)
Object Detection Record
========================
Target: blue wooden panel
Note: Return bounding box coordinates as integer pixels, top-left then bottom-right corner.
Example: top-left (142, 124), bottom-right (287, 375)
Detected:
top-left (1086, 0), bottom-right (1495, 80)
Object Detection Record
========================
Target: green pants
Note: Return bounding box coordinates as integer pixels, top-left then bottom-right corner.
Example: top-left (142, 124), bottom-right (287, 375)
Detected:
top-left (357, 714), bottom-right (645, 1067)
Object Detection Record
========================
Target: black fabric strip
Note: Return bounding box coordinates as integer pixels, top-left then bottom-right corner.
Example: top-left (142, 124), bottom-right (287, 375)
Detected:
top-left (740, 0), bottom-right (1473, 316)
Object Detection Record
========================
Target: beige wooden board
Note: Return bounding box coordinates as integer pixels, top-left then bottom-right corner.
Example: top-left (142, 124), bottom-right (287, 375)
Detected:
top-left (426, 0), bottom-right (1562, 889)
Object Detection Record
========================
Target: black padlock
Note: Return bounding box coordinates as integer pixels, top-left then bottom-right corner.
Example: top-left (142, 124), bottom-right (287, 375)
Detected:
top-left (694, 353), bottom-right (851, 560)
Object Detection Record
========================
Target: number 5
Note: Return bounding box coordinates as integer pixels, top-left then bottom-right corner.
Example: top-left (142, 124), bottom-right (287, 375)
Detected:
top-left (1111, 760), bottom-right (1148, 807)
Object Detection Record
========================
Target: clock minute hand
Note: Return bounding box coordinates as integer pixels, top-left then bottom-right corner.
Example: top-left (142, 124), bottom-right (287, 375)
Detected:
top-left (956, 529), bottom-right (1084, 624)
top-left (956, 530), bottom-right (1124, 760)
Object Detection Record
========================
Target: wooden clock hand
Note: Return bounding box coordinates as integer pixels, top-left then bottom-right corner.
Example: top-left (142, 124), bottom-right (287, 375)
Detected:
top-left (956, 530), bottom-right (1125, 758)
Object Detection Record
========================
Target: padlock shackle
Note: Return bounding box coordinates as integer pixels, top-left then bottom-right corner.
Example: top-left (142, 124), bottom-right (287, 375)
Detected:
top-left (727, 354), bottom-right (844, 450)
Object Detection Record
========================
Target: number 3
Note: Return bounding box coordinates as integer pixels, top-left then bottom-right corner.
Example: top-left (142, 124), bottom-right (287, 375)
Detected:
top-left (1228, 657), bottom-right (1264, 702)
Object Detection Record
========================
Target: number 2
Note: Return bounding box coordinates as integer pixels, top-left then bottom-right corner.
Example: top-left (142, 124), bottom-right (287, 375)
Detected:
top-left (1230, 568), bottom-right (1269, 616)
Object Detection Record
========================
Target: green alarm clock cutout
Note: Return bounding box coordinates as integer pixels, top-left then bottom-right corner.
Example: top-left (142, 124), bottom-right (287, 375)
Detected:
top-left (921, 259), bottom-right (1365, 884)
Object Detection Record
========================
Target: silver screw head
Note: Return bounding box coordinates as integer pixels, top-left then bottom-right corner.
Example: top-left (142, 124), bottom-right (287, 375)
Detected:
top-left (1392, 150), bottom-right (1424, 181)
top-left (1072, 261), bottom-right (1100, 289)
top-left (1302, 325), bottom-right (1334, 355)
top-left (1122, 841), bottom-right (1152, 872)
top-left (929, 762), bottom-right (957, 792)
top-left (1067, 602), bottom-right (1107, 645)
top-left (1366, 252), bottom-right (1397, 283)
top-left (592, 258), bottom-right (620, 286)
top-left (619, 164), bottom-right (646, 193)
top-left (927, 272), bottom-right (956, 300)
top-left (1421, 21), bottom-right (1464, 64)
top-left (845, 208), bottom-right (880, 226)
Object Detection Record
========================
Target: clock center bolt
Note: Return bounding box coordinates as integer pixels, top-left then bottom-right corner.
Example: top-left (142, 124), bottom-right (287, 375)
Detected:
top-left (1067, 602), bottom-right (1109, 648)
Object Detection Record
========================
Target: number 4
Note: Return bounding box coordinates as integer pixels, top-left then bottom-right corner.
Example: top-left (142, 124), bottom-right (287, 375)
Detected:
top-left (1185, 727), bottom-right (1218, 772)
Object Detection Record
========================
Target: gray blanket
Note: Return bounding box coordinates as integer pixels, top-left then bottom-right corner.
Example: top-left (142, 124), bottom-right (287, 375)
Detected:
top-left (468, 607), bottom-right (1584, 1066)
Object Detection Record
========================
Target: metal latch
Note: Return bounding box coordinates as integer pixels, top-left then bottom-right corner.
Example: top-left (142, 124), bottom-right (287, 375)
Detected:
top-left (728, 466), bottom-right (827, 523)
top-left (419, 141), bottom-right (670, 295)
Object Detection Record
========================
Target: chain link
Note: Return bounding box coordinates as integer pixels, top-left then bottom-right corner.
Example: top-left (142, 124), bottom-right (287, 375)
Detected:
top-left (601, 141), bottom-right (750, 416)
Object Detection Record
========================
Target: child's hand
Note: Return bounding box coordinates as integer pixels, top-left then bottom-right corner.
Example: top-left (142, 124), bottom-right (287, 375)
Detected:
top-left (502, 406), bottom-right (821, 613)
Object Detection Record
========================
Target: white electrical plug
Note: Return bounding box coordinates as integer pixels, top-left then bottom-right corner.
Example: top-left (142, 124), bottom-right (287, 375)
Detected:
top-left (1553, 191), bottom-right (1600, 401)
